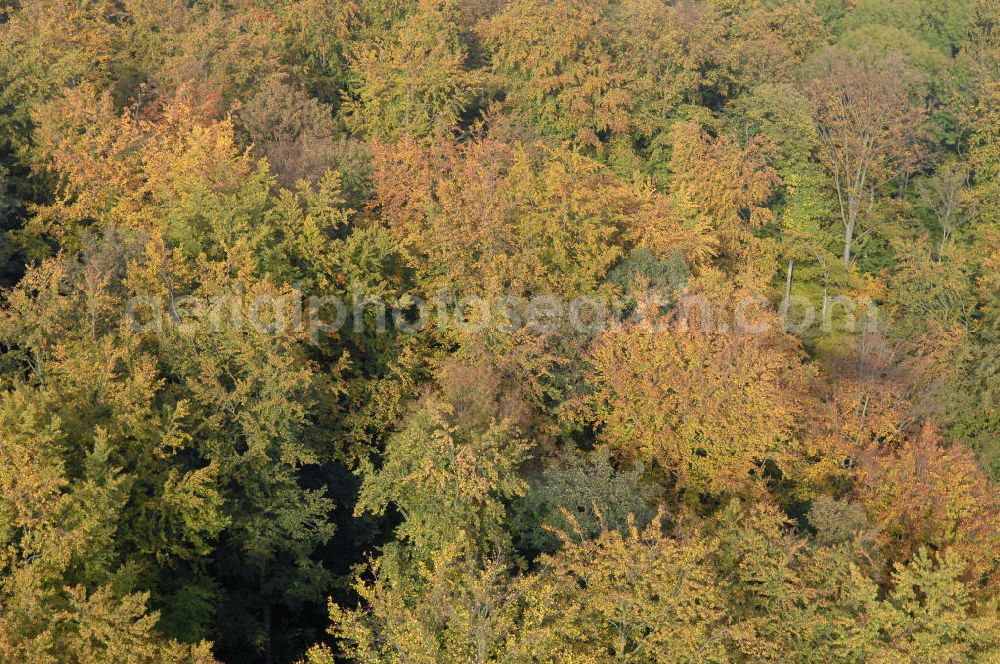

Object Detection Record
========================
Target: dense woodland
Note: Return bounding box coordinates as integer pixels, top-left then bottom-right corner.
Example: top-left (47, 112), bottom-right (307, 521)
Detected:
top-left (1, 0), bottom-right (1000, 662)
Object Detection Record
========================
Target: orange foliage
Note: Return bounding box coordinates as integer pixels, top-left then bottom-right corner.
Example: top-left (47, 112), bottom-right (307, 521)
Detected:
top-left (856, 421), bottom-right (1000, 582)
top-left (589, 311), bottom-right (814, 495)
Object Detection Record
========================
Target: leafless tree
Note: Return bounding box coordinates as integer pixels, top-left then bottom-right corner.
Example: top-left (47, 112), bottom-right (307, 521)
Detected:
top-left (806, 47), bottom-right (927, 265)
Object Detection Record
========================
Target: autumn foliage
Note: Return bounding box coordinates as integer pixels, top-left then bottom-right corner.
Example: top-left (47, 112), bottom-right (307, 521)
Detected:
top-left (1, 1), bottom-right (999, 663)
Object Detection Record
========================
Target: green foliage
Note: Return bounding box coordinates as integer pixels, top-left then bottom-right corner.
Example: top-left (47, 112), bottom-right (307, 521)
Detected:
top-left (511, 448), bottom-right (656, 553)
top-left (845, 0), bottom-right (978, 54)
top-left (528, 512), bottom-right (727, 662)
top-left (355, 398), bottom-right (528, 554)
top-left (1, 1), bottom-right (999, 662)
top-left (342, 0), bottom-right (479, 140)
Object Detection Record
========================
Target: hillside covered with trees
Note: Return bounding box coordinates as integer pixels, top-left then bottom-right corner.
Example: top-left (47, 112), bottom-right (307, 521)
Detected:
top-left (1, 0), bottom-right (1000, 662)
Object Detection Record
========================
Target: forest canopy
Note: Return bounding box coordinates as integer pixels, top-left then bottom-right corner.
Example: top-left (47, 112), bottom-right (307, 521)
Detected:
top-left (0, 0), bottom-right (999, 662)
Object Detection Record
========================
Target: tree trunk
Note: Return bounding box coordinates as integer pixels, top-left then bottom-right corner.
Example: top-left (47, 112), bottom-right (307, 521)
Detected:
top-left (843, 219), bottom-right (854, 265)
top-left (843, 193), bottom-right (859, 265)
top-left (821, 286), bottom-right (829, 331)
top-left (263, 601), bottom-right (273, 664)
top-left (261, 566), bottom-right (273, 664)
top-left (781, 259), bottom-right (794, 318)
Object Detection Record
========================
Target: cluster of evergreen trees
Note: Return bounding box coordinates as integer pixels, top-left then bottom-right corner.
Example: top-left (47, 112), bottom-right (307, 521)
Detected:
top-left (1, 0), bottom-right (999, 661)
